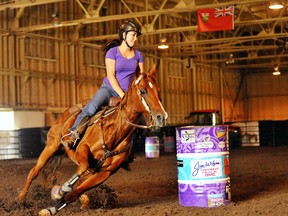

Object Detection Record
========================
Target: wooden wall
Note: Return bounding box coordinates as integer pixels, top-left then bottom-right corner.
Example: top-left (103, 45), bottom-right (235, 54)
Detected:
top-left (1, 1), bottom-right (287, 128)
top-left (221, 68), bottom-right (245, 123)
top-left (158, 58), bottom-right (193, 124)
top-left (244, 73), bottom-right (288, 121)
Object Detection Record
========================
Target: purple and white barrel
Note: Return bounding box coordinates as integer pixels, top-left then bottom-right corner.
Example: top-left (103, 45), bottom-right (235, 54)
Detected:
top-left (145, 136), bottom-right (160, 158)
top-left (176, 125), bottom-right (231, 207)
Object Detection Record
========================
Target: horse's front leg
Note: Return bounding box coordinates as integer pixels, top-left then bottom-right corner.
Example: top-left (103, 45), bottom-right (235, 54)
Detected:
top-left (39, 170), bottom-right (111, 216)
top-left (38, 144), bottom-right (91, 216)
top-left (38, 172), bottom-right (85, 216)
top-left (50, 144), bottom-right (91, 201)
top-left (50, 173), bottom-right (81, 201)
top-left (64, 153), bottom-right (128, 203)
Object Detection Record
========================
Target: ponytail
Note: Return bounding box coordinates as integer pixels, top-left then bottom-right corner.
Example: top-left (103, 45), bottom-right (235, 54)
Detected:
top-left (102, 39), bottom-right (121, 53)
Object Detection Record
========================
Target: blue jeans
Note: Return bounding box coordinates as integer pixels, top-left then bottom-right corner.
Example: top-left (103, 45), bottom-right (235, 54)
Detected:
top-left (70, 83), bottom-right (119, 131)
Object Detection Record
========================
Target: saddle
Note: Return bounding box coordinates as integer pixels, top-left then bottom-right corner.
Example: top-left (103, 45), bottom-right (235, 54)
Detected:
top-left (64, 97), bottom-right (121, 150)
top-left (88, 97), bottom-right (121, 126)
top-left (73, 97), bottom-right (122, 136)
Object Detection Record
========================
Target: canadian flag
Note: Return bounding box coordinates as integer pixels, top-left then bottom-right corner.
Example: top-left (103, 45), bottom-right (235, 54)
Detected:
top-left (197, 6), bottom-right (234, 32)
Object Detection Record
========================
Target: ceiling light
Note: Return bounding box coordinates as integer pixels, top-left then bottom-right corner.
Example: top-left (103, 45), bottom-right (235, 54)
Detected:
top-left (273, 64), bottom-right (281, 75)
top-left (269, 1), bottom-right (284, 9)
top-left (158, 37), bottom-right (169, 49)
top-left (273, 71), bottom-right (281, 75)
top-left (158, 44), bottom-right (169, 49)
top-left (51, 10), bottom-right (62, 27)
top-left (225, 53), bottom-right (235, 64)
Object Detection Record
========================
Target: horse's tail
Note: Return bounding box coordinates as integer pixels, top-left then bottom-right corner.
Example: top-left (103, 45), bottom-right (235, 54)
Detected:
top-left (39, 147), bottom-right (66, 188)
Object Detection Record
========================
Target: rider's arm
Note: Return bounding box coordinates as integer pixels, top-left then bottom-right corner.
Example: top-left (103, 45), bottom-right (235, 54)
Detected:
top-left (139, 62), bottom-right (144, 73)
top-left (105, 58), bottom-right (125, 98)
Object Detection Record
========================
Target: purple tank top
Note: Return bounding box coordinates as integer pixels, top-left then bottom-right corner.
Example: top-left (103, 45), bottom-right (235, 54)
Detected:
top-left (103, 46), bottom-right (144, 92)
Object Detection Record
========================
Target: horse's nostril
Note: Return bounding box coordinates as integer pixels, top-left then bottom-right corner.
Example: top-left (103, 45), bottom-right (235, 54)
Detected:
top-left (157, 115), bottom-right (166, 126)
top-left (157, 115), bottom-right (163, 122)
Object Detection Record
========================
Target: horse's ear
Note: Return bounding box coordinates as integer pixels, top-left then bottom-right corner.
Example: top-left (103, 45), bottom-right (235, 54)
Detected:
top-left (149, 64), bottom-right (158, 77)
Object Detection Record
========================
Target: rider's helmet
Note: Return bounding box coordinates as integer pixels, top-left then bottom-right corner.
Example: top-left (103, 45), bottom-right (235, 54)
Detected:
top-left (118, 20), bottom-right (142, 40)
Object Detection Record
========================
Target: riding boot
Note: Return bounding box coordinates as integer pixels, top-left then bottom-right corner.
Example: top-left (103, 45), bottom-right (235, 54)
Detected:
top-left (76, 115), bottom-right (90, 135)
top-left (61, 115), bottom-right (90, 149)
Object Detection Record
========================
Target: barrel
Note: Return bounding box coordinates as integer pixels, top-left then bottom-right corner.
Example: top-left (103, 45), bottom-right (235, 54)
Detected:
top-left (176, 125), bottom-right (231, 207)
top-left (145, 136), bottom-right (160, 158)
top-left (19, 127), bottom-right (49, 158)
top-left (164, 136), bottom-right (175, 152)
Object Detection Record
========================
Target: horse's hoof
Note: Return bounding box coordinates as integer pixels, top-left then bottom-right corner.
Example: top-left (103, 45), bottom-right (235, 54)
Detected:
top-left (17, 194), bottom-right (25, 202)
top-left (79, 194), bottom-right (90, 210)
top-left (38, 209), bottom-right (51, 216)
top-left (51, 185), bottom-right (62, 201)
top-left (39, 207), bottom-right (57, 216)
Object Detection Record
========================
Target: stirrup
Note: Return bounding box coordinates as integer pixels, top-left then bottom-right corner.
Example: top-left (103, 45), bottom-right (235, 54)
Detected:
top-left (61, 131), bottom-right (80, 149)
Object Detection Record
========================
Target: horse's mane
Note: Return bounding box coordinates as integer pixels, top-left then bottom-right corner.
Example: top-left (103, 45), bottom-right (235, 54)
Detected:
top-left (135, 65), bottom-right (141, 77)
top-left (120, 67), bottom-right (144, 108)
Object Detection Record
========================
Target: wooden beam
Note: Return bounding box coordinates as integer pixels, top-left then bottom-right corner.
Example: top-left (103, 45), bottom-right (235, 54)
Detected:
top-left (13, 0), bottom-right (272, 33)
top-left (0, 0), bottom-right (67, 10)
top-left (11, 7), bottom-right (25, 30)
top-left (75, 0), bottom-right (91, 18)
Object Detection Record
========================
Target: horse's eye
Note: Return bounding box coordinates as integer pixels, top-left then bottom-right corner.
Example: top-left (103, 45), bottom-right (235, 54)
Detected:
top-left (139, 89), bottom-right (147, 95)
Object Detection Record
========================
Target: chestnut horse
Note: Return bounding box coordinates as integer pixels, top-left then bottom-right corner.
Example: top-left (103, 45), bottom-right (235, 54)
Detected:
top-left (17, 65), bottom-right (168, 215)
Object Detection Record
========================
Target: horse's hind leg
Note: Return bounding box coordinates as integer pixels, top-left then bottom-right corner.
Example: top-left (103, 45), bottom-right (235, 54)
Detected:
top-left (17, 105), bottom-right (82, 202)
top-left (17, 135), bottom-right (61, 201)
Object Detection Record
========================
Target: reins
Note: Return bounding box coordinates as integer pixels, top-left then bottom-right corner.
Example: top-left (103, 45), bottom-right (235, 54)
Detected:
top-left (119, 108), bottom-right (154, 129)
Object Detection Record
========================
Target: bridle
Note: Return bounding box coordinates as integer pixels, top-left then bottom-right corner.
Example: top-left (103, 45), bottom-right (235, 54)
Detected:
top-left (120, 73), bottom-right (156, 129)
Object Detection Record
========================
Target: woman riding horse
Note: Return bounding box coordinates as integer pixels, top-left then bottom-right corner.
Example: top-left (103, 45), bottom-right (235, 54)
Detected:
top-left (17, 19), bottom-right (144, 203)
top-left (18, 65), bottom-right (168, 215)
top-left (61, 20), bottom-right (144, 149)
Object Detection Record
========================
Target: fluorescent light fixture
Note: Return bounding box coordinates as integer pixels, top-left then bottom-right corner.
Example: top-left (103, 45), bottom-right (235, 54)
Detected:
top-left (269, 1), bottom-right (284, 9)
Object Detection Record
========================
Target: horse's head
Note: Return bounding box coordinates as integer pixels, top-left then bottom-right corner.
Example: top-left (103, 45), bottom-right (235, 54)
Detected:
top-left (130, 64), bottom-right (168, 127)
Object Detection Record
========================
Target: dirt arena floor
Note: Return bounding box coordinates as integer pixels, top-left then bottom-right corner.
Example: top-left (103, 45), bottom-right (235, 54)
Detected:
top-left (0, 146), bottom-right (288, 216)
